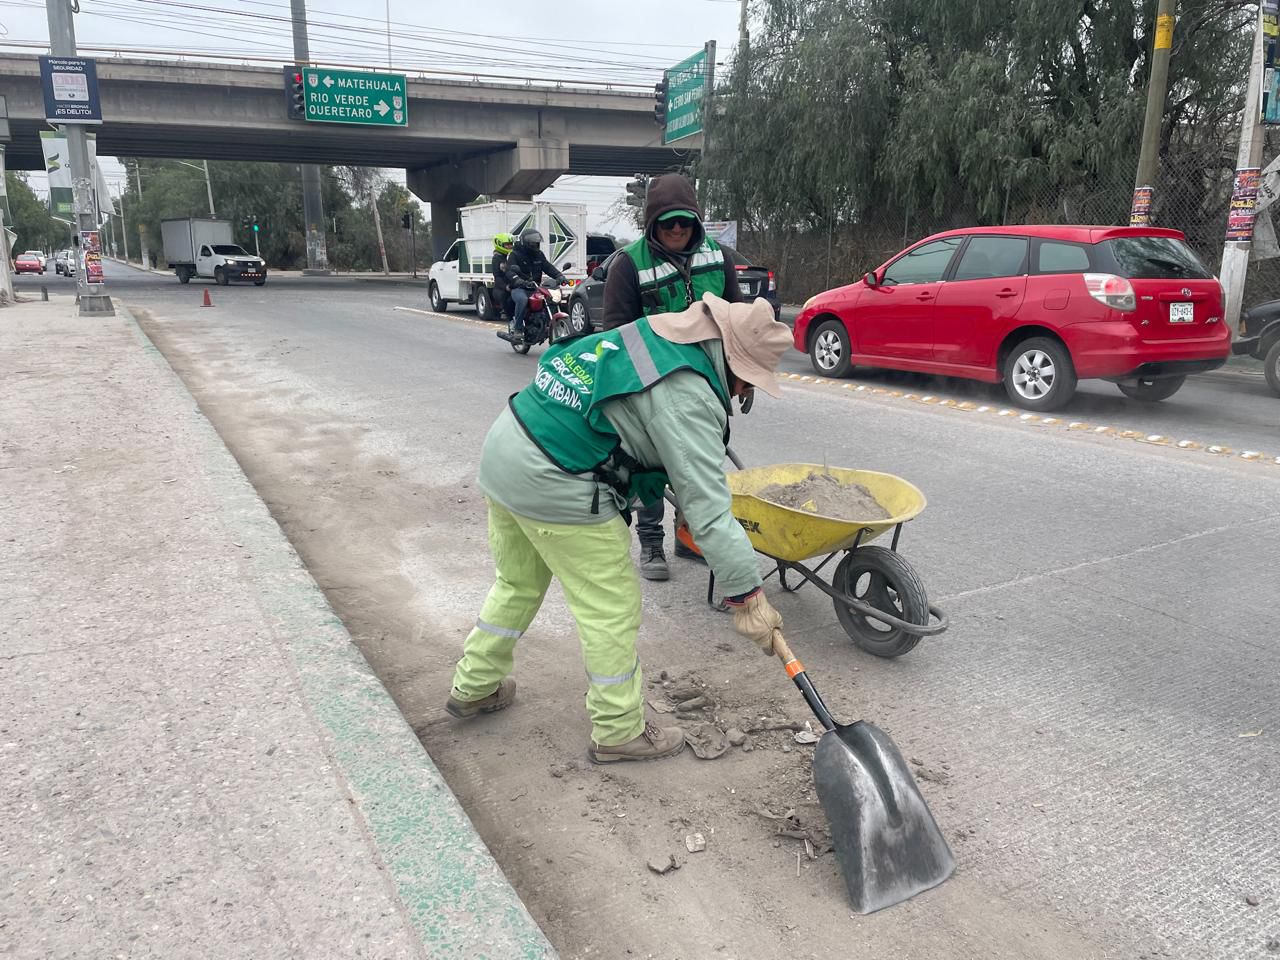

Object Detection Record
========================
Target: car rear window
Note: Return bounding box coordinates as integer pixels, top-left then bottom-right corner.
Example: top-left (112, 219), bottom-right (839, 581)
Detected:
top-left (1104, 237), bottom-right (1211, 280)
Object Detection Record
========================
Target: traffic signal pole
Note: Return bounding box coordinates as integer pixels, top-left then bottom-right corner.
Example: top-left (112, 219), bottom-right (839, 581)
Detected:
top-left (44, 0), bottom-right (113, 316)
top-left (290, 0), bottom-right (330, 274)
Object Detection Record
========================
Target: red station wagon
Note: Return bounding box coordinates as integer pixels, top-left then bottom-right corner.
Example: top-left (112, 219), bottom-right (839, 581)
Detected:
top-left (793, 226), bottom-right (1230, 410)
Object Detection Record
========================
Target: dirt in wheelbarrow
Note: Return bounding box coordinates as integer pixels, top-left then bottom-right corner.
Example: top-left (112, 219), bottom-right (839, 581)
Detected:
top-left (757, 471), bottom-right (891, 522)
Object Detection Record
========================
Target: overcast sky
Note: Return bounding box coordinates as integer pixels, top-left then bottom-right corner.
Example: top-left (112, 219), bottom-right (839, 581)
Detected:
top-left (3, 0), bottom-right (743, 240)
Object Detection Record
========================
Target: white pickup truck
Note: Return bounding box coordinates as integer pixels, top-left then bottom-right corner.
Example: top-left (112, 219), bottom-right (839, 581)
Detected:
top-left (161, 217), bottom-right (266, 286)
top-left (427, 200), bottom-right (587, 318)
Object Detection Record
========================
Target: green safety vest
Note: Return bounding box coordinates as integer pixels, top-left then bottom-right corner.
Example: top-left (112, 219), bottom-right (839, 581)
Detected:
top-left (509, 317), bottom-right (730, 507)
top-left (623, 235), bottom-right (727, 317)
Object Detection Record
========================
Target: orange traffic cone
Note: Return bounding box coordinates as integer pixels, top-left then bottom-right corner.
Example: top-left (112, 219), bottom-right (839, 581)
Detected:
top-left (201, 288), bottom-right (213, 307)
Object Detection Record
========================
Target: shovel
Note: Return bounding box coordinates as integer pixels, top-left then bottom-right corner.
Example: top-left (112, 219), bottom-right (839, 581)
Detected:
top-left (772, 630), bottom-right (955, 913)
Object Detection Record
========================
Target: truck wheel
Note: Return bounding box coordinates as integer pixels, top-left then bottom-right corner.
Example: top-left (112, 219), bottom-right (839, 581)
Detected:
top-left (177, 267), bottom-right (191, 284)
top-left (429, 282), bottom-right (448, 313)
top-left (475, 284), bottom-right (495, 320)
top-left (1265, 340), bottom-right (1280, 397)
top-left (215, 267), bottom-right (228, 286)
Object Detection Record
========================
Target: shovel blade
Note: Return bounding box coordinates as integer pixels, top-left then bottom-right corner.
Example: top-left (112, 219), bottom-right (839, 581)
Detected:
top-left (813, 720), bottom-right (954, 914)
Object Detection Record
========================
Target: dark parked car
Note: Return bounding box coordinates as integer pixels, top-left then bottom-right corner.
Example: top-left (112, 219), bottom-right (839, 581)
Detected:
top-left (1233, 299), bottom-right (1280, 395)
top-left (565, 244), bottom-right (780, 335)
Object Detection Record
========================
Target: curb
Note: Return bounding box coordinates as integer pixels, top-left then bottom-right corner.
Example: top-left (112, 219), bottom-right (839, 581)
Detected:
top-left (121, 300), bottom-right (559, 958)
top-left (779, 371), bottom-right (1280, 469)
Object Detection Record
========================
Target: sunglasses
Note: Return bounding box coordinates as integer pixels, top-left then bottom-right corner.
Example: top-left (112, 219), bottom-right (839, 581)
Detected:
top-left (657, 217), bottom-right (696, 231)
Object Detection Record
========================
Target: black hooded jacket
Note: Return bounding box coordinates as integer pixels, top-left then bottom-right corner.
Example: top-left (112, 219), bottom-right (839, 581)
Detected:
top-left (601, 174), bottom-right (742, 331)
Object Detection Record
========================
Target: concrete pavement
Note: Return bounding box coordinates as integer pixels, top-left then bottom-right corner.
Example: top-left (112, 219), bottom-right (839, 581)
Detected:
top-left (0, 295), bottom-right (557, 959)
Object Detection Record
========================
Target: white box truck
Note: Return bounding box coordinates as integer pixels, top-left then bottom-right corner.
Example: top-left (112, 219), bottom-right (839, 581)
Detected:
top-left (161, 218), bottom-right (267, 286)
top-left (427, 200), bottom-right (587, 318)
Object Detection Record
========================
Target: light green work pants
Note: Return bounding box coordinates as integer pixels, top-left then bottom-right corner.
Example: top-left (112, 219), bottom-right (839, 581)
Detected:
top-left (451, 498), bottom-right (645, 746)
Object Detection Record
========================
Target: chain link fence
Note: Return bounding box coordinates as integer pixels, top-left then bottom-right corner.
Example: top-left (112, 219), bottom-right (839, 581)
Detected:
top-left (734, 138), bottom-right (1280, 310)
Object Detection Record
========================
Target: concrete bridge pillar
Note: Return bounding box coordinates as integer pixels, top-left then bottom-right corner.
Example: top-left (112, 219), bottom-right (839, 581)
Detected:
top-left (408, 138), bottom-right (570, 259)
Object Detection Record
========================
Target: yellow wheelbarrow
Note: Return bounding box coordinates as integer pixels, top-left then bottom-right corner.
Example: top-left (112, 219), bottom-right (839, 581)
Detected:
top-left (684, 459), bottom-right (948, 658)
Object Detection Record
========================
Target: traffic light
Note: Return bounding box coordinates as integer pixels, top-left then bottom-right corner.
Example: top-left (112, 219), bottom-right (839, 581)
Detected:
top-left (283, 65), bottom-right (305, 120)
top-left (625, 177), bottom-right (647, 209)
top-left (653, 75), bottom-right (668, 127)
top-left (252, 217), bottom-right (260, 234)
top-left (401, 212), bottom-right (412, 230)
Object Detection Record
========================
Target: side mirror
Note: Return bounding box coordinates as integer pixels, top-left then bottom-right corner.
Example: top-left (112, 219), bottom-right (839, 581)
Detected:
top-left (864, 272), bottom-right (879, 287)
top-left (592, 266), bottom-right (607, 281)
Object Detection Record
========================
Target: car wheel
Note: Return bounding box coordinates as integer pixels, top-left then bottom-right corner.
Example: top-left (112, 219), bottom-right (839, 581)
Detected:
top-left (475, 285), bottom-right (494, 320)
top-left (1004, 336), bottom-right (1076, 411)
top-left (809, 318), bottom-right (852, 377)
top-left (215, 267), bottom-right (228, 286)
top-left (429, 282), bottom-right (448, 313)
top-left (1117, 376), bottom-right (1185, 402)
top-left (569, 298), bottom-right (591, 335)
top-left (1264, 340), bottom-right (1280, 397)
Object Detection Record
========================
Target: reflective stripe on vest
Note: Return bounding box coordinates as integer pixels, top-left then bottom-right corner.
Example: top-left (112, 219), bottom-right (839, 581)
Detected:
top-left (618, 323), bottom-right (660, 386)
top-left (476, 619), bottom-right (522, 639)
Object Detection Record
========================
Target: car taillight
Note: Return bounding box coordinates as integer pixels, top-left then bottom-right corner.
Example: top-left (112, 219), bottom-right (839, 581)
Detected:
top-left (768, 270), bottom-right (776, 292)
top-left (1083, 273), bottom-right (1136, 313)
top-left (735, 264), bottom-right (748, 271)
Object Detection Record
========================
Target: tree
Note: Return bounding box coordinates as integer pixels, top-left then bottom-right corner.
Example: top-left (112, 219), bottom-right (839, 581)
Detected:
top-left (5, 172), bottom-right (63, 253)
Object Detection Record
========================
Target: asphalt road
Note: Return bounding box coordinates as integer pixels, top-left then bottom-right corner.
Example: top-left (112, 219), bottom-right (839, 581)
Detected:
top-left (36, 261), bottom-right (1280, 959)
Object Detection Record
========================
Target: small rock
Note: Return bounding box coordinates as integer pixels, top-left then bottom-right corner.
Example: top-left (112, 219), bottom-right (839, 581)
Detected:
top-left (782, 744), bottom-right (793, 753)
top-left (726, 728), bottom-right (746, 746)
top-left (668, 680), bottom-right (702, 701)
top-left (659, 670), bottom-right (669, 681)
top-left (1246, 894), bottom-right (1261, 907)
top-left (676, 694), bottom-right (709, 710)
top-left (1265, 936), bottom-right (1279, 952)
top-left (741, 740), bottom-right (754, 752)
top-left (793, 730), bottom-right (820, 745)
top-left (647, 854), bottom-right (680, 875)
top-left (685, 833), bottom-right (706, 853)
top-left (909, 757), bottom-right (923, 766)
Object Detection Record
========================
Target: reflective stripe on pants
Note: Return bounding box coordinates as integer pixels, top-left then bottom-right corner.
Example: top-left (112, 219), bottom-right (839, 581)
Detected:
top-left (451, 498), bottom-right (645, 746)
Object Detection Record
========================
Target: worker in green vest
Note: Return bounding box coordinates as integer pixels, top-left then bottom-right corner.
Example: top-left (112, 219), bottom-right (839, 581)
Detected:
top-left (603, 173), bottom-right (744, 581)
top-left (446, 294), bottom-right (792, 763)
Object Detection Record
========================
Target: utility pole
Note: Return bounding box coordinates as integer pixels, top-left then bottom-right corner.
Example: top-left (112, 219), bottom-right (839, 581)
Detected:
top-left (45, 0), bottom-right (112, 315)
top-left (202, 159), bottom-right (215, 216)
top-left (369, 174), bottom-right (389, 274)
top-left (1130, 0), bottom-right (1176, 226)
top-left (118, 187), bottom-right (129, 262)
top-left (133, 160), bottom-right (151, 269)
top-left (291, 0), bottom-right (330, 274)
top-left (1220, 5), bottom-right (1266, 337)
top-left (0, 144), bottom-right (15, 306)
top-left (385, 0), bottom-right (393, 68)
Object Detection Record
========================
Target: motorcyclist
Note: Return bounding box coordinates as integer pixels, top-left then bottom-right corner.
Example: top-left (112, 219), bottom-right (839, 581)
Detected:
top-left (491, 232), bottom-right (515, 319)
top-left (504, 228), bottom-right (568, 341)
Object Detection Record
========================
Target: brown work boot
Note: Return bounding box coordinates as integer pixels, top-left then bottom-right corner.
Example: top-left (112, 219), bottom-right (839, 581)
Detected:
top-left (589, 721), bottom-right (685, 764)
top-left (445, 678), bottom-right (516, 719)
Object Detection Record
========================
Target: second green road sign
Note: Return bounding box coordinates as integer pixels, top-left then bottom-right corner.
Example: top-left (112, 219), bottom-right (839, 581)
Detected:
top-left (303, 67), bottom-right (407, 127)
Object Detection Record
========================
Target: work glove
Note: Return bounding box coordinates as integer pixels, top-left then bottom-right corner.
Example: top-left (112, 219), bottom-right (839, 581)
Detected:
top-left (726, 588), bottom-right (782, 656)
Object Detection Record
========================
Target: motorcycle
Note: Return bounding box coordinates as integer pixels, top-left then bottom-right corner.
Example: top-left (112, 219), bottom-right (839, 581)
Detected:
top-left (497, 277), bottom-right (576, 355)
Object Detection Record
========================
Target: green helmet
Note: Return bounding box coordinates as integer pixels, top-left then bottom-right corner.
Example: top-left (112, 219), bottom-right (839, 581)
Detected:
top-left (493, 232), bottom-right (515, 255)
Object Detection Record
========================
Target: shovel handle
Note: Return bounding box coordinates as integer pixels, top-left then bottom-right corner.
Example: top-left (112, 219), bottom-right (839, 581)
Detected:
top-left (772, 630), bottom-right (837, 731)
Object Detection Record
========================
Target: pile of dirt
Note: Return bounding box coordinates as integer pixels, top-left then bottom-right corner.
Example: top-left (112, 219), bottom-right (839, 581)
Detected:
top-left (756, 471), bottom-right (890, 521)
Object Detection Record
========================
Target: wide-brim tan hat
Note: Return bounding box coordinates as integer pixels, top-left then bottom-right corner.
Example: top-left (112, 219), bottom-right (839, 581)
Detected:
top-left (648, 293), bottom-right (793, 399)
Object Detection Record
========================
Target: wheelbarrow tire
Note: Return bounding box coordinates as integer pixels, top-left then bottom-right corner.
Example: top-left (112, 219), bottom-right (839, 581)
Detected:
top-left (833, 546), bottom-right (929, 658)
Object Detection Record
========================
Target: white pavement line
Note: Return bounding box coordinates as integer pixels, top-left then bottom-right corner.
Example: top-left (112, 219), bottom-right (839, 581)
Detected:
top-left (936, 512), bottom-right (1280, 604)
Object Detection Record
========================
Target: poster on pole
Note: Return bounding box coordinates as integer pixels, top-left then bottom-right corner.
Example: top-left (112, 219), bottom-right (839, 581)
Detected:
top-left (1129, 186), bottom-right (1154, 226)
top-left (39, 56), bottom-right (102, 124)
top-left (702, 220), bottom-right (739, 248)
top-left (1225, 168), bottom-right (1262, 242)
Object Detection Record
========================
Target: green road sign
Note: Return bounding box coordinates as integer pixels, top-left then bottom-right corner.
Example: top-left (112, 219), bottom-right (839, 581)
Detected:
top-left (663, 48), bottom-right (710, 145)
top-left (302, 67), bottom-right (407, 127)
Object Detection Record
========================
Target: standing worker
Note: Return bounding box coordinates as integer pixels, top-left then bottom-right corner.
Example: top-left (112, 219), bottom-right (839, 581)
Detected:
top-left (602, 174), bottom-right (744, 581)
top-left (446, 294), bottom-right (793, 763)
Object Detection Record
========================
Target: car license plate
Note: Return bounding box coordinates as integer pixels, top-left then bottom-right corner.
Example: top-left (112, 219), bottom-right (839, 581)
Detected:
top-left (1170, 302), bottom-right (1195, 323)
top-left (739, 281), bottom-right (752, 295)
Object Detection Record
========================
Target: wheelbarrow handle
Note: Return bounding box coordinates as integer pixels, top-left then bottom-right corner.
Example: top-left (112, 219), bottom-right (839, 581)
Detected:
top-left (772, 630), bottom-right (838, 731)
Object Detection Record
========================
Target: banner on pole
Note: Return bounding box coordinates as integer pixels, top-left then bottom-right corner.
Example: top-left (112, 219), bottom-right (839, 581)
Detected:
top-left (1226, 167), bottom-right (1262, 242)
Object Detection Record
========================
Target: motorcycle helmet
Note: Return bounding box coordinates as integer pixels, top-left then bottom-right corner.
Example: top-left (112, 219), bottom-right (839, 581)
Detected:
top-left (493, 232), bottom-right (515, 255)
top-left (519, 228), bottom-right (543, 253)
